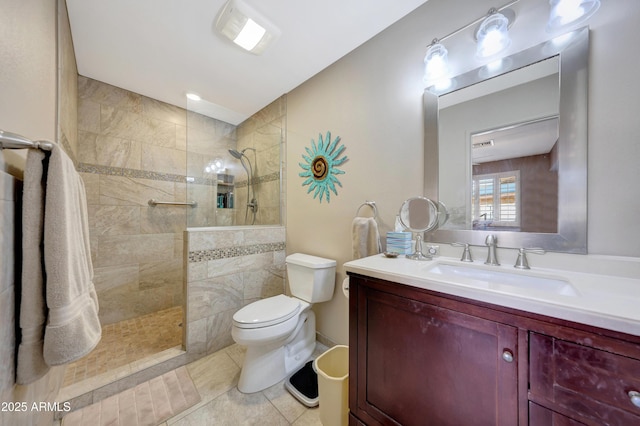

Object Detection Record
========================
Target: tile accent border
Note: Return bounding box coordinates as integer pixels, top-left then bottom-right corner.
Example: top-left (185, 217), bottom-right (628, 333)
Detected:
top-left (77, 163), bottom-right (187, 183)
top-left (78, 162), bottom-right (280, 188)
top-left (188, 241), bottom-right (286, 263)
top-left (235, 171), bottom-right (281, 189)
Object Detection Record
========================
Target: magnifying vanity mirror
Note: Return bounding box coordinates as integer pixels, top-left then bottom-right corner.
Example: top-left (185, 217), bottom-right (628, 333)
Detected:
top-left (424, 27), bottom-right (588, 254)
top-left (399, 196), bottom-right (440, 260)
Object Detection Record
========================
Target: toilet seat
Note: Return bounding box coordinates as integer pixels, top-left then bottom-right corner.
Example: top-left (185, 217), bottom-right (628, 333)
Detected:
top-left (233, 295), bottom-right (301, 329)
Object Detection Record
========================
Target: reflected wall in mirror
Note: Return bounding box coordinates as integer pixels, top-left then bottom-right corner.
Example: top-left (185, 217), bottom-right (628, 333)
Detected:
top-left (424, 27), bottom-right (588, 253)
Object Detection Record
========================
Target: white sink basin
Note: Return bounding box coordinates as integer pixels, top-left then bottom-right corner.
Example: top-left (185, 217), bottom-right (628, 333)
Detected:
top-left (425, 262), bottom-right (579, 297)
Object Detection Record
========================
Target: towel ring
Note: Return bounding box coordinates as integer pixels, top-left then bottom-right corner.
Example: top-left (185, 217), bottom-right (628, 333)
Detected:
top-left (356, 201), bottom-right (378, 219)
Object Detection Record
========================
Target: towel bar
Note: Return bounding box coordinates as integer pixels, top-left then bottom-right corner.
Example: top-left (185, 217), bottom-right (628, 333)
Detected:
top-left (0, 129), bottom-right (54, 151)
top-left (355, 201), bottom-right (378, 219)
top-left (148, 199), bottom-right (198, 207)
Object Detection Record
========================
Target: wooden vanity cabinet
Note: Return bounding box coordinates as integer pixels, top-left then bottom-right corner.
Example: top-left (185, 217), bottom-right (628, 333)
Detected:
top-left (348, 274), bottom-right (519, 425)
top-left (348, 273), bottom-right (640, 426)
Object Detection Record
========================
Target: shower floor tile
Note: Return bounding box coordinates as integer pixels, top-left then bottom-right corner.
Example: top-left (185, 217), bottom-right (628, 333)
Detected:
top-left (62, 306), bottom-right (183, 387)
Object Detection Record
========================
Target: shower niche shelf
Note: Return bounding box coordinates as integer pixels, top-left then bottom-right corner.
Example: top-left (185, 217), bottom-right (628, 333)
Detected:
top-left (216, 173), bottom-right (234, 209)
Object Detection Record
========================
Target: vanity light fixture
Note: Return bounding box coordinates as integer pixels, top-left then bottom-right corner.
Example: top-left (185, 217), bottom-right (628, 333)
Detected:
top-left (422, 0), bottom-right (598, 90)
top-left (476, 9), bottom-right (514, 59)
top-left (215, 0), bottom-right (281, 54)
top-left (423, 40), bottom-right (451, 86)
top-left (547, 0), bottom-right (601, 32)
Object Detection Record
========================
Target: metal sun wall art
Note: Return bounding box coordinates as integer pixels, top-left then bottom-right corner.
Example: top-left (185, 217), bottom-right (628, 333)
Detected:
top-left (299, 131), bottom-right (348, 203)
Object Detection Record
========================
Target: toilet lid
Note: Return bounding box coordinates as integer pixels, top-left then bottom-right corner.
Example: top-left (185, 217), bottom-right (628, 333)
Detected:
top-left (233, 295), bottom-right (301, 329)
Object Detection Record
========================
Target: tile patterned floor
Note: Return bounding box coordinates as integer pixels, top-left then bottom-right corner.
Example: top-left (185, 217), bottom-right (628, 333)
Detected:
top-left (63, 306), bottom-right (183, 387)
top-left (160, 343), bottom-right (325, 425)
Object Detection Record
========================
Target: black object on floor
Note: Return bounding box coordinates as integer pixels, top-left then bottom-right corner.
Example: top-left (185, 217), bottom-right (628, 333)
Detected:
top-left (285, 360), bottom-right (319, 407)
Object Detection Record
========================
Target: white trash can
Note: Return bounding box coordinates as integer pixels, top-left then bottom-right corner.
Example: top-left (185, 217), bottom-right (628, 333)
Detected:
top-left (313, 345), bottom-right (349, 426)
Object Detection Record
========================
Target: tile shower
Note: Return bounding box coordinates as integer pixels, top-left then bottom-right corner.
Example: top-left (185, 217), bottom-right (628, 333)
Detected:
top-left (60, 77), bottom-right (287, 411)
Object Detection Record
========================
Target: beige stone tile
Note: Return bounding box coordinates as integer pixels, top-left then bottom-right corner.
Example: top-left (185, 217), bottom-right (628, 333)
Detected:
top-left (101, 105), bottom-right (176, 148)
top-left (96, 233), bottom-right (174, 267)
top-left (171, 387), bottom-right (288, 426)
top-left (78, 130), bottom-right (142, 169)
top-left (243, 226), bottom-right (285, 245)
top-left (187, 229), bottom-right (244, 252)
top-left (139, 259), bottom-right (183, 290)
top-left (96, 283), bottom-right (138, 324)
top-left (254, 122), bottom-right (282, 156)
top-left (88, 205), bottom-right (140, 235)
top-left (141, 143), bottom-right (186, 176)
top-left (291, 407), bottom-right (322, 426)
top-left (176, 125), bottom-right (187, 151)
top-left (185, 317), bottom-right (207, 355)
top-left (78, 76), bottom-right (143, 113)
top-left (185, 351), bottom-right (239, 403)
top-left (263, 380), bottom-right (308, 423)
top-left (243, 268), bottom-right (285, 300)
top-left (206, 311), bottom-right (234, 354)
top-left (187, 275), bottom-right (243, 322)
top-left (77, 98), bottom-right (101, 133)
top-left (187, 262), bottom-right (207, 282)
top-left (80, 172), bottom-right (100, 205)
top-left (223, 344), bottom-right (246, 369)
top-left (93, 264), bottom-right (139, 293)
top-left (99, 175), bottom-right (175, 206)
top-left (140, 203), bottom-right (186, 234)
top-left (142, 96), bottom-right (187, 127)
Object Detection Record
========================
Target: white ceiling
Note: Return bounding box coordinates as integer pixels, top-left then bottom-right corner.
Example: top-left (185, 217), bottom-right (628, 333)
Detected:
top-left (66, 0), bottom-right (430, 125)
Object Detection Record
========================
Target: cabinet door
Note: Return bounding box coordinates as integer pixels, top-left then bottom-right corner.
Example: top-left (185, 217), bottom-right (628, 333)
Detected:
top-left (529, 332), bottom-right (640, 425)
top-left (354, 285), bottom-right (518, 426)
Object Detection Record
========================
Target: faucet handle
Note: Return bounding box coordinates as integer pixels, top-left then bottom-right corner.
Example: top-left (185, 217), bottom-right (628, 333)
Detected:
top-left (514, 248), bottom-right (546, 269)
top-left (451, 242), bottom-right (473, 262)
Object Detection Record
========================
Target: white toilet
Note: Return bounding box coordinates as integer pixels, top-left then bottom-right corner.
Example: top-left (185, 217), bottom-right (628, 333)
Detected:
top-left (231, 253), bottom-right (336, 393)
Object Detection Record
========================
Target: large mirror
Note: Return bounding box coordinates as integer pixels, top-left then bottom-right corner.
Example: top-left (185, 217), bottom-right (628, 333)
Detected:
top-left (424, 27), bottom-right (588, 253)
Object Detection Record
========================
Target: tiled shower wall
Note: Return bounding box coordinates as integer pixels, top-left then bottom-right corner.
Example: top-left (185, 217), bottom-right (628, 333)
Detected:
top-left (235, 96), bottom-right (286, 226)
top-left (77, 76), bottom-right (189, 325)
top-left (185, 226), bottom-right (286, 355)
top-left (186, 95), bottom-right (285, 227)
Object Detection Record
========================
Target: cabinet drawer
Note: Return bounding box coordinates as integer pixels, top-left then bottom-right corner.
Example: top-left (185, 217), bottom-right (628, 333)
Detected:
top-left (530, 332), bottom-right (640, 425)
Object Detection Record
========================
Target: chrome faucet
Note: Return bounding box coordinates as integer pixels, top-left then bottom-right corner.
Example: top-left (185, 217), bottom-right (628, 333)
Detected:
top-left (452, 242), bottom-right (473, 262)
top-left (514, 248), bottom-right (546, 269)
top-left (485, 235), bottom-right (500, 266)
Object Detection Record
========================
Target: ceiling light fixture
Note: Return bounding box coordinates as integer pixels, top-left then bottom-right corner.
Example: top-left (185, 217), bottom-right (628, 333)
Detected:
top-left (476, 9), bottom-right (514, 59)
top-left (186, 93), bottom-right (201, 101)
top-left (215, 0), bottom-right (280, 55)
top-left (547, 0), bottom-right (601, 32)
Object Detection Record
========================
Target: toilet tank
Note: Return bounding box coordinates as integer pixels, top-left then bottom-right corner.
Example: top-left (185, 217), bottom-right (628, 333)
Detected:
top-left (286, 253), bottom-right (336, 303)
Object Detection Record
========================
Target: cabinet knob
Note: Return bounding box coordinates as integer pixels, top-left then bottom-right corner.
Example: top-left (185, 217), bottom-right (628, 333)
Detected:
top-left (629, 391), bottom-right (640, 408)
top-left (501, 350), bottom-right (514, 363)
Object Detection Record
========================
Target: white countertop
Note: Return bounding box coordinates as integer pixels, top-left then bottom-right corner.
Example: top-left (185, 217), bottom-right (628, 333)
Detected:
top-left (344, 254), bottom-right (640, 337)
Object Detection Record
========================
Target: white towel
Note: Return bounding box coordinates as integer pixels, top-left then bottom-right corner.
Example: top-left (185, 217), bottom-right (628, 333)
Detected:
top-left (16, 149), bottom-right (50, 384)
top-left (352, 217), bottom-right (382, 259)
top-left (41, 145), bottom-right (101, 366)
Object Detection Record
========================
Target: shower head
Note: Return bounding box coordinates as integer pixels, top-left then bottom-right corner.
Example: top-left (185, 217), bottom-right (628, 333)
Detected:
top-left (228, 147), bottom-right (256, 159)
top-left (228, 149), bottom-right (243, 159)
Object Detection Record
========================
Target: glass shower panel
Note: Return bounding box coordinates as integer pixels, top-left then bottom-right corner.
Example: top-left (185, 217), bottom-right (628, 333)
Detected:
top-left (186, 96), bottom-right (283, 227)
